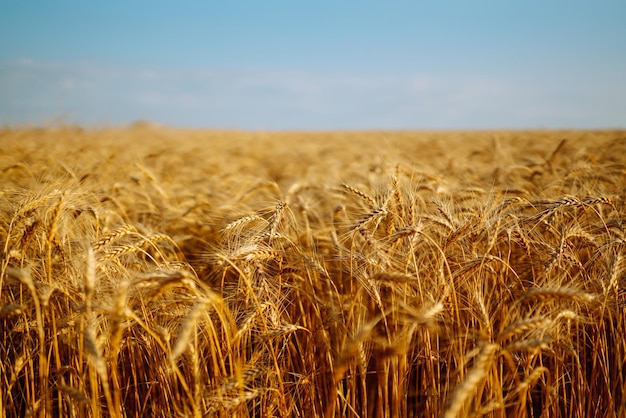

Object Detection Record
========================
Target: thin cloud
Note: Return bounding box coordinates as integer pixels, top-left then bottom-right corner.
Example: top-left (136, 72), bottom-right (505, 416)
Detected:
top-left (0, 59), bottom-right (624, 129)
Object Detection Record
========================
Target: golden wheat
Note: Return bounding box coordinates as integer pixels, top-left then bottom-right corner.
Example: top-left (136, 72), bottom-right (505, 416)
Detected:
top-left (0, 127), bottom-right (625, 417)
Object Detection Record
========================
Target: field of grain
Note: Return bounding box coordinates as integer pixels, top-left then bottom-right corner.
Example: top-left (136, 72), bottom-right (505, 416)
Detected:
top-left (1, 126), bottom-right (625, 417)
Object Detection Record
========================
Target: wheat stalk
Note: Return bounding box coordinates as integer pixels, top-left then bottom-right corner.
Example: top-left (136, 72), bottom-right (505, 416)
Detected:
top-left (443, 343), bottom-right (500, 418)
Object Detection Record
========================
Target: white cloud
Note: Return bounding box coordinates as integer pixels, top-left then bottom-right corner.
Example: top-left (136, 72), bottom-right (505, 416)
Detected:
top-left (0, 59), bottom-right (624, 129)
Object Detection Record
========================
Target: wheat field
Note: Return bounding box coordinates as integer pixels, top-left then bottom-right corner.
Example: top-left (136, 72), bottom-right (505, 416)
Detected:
top-left (1, 126), bottom-right (625, 417)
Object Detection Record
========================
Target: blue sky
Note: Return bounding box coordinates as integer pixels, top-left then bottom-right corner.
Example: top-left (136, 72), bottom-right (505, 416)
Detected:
top-left (1, 1), bottom-right (625, 130)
